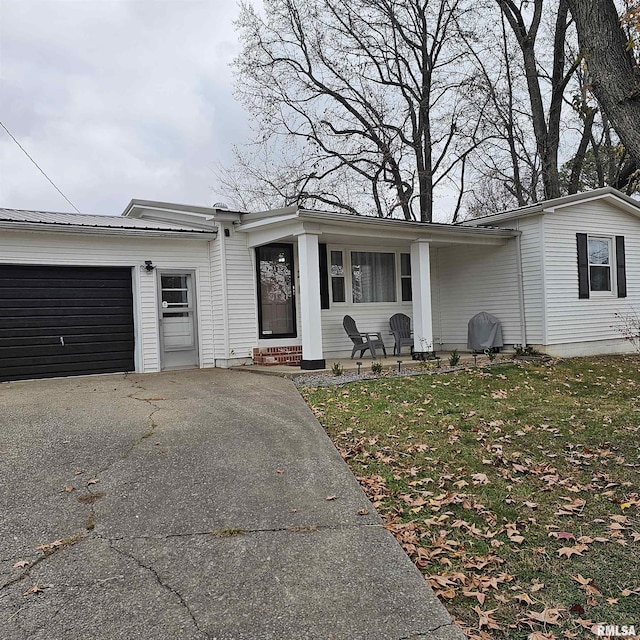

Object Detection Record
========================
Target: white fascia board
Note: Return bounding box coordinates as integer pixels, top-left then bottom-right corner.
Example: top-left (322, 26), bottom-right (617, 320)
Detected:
top-left (244, 220), bottom-right (307, 248)
top-left (0, 221), bottom-right (217, 240)
top-left (465, 188), bottom-right (640, 226)
top-left (297, 212), bottom-right (518, 244)
top-left (236, 212), bottom-right (300, 232)
top-left (542, 192), bottom-right (640, 218)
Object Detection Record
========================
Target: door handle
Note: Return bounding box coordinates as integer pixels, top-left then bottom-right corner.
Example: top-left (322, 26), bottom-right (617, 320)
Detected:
top-left (60, 337), bottom-right (65, 347)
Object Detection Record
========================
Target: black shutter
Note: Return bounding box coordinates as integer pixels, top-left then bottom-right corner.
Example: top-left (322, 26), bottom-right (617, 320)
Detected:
top-left (576, 233), bottom-right (589, 299)
top-left (319, 243), bottom-right (330, 309)
top-left (616, 236), bottom-right (627, 298)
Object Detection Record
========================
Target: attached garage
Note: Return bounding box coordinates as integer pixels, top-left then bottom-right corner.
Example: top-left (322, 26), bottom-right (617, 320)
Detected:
top-left (0, 265), bottom-right (135, 382)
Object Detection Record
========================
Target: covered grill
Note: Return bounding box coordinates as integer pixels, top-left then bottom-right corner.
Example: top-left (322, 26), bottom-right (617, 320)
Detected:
top-left (467, 311), bottom-right (503, 352)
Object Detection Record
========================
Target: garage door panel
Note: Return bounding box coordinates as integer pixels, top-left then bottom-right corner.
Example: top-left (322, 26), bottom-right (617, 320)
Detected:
top-left (0, 287), bottom-right (134, 301)
top-left (0, 265), bottom-right (135, 382)
top-left (1, 346), bottom-right (134, 368)
top-left (0, 339), bottom-right (135, 360)
top-left (0, 312), bottom-right (133, 327)
top-left (2, 359), bottom-right (132, 382)
top-left (0, 298), bottom-right (132, 311)
top-left (0, 331), bottom-right (133, 348)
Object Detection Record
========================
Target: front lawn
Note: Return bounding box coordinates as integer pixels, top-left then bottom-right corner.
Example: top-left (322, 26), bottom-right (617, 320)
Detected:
top-left (302, 356), bottom-right (640, 639)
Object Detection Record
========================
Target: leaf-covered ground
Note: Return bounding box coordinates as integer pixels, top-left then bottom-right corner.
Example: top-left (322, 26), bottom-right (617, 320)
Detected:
top-left (301, 356), bottom-right (640, 639)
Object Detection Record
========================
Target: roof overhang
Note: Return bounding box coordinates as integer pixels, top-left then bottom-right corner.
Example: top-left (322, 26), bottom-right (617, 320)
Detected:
top-left (462, 187), bottom-right (640, 227)
top-left (123, 199), bottom-right (241, 230)
top-left (0, 220), bottom-right (217, 240)
top-left (237, 207), bottom-right (518, 248)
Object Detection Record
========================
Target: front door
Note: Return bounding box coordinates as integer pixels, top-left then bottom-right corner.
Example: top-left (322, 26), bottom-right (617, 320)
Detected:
top-left (158, 271), bottom-right (198, 370)
top-left (256, 244), bottom-right (297, 338)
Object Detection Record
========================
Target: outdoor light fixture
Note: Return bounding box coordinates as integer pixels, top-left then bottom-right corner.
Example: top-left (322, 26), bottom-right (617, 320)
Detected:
top-left (397, 360), bottom-right (402, 373)
top-left (277, 252), bottom-right (286, 263)
top-left (144, 260), bottom-right (155, 271)
top-left (356, 361), bottom-right (362, 375)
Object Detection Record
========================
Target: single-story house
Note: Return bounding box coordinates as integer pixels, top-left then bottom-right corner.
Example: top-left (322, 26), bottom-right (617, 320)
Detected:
top-left (0, 187), bottom-right (638, 382)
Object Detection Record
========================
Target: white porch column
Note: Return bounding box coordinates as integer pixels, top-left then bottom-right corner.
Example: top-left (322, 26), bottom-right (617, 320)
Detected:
top-left (411, 240), bottom-right (434, 355)
top-left (297, 233), bottom-right (325, 370)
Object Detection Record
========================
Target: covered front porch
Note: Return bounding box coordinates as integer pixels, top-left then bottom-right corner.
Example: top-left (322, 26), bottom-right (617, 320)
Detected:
top-left (237, 206), bottom-right (522, 369)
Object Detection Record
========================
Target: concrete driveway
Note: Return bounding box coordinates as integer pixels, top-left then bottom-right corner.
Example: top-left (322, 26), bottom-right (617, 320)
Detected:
top-left (0, 369), bottom-right (463, 639)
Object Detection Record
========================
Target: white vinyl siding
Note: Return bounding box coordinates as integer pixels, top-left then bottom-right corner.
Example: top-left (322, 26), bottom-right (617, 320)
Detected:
top-left (320, 303), bottom-right (413, 357)
top-left (223, 229), bottom-right (259, 360)
top-left (0, 230), bottom-right (215, 373)
top-left (431, 241), bottom-right (522, 350)
top-left (515, 215), bottom-right (545, 343)
top-left (542, 201), bottom-right (639, 345)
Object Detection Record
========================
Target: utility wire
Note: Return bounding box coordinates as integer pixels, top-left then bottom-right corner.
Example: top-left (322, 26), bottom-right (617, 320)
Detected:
top-left (0, 120), bottom-right (82, 213)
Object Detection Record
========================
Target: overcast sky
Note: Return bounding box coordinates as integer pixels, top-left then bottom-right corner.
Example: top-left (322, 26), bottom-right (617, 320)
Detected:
top-left (0, 0), bottom-right (252, 215)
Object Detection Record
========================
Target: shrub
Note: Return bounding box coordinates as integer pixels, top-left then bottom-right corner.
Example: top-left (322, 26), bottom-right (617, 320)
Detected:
top-left (448, 349), bottom-right (460, 367)
top-left (371, 361), bottom-right (383, 374)
top-left (331, 362), bottom-right (343, 376)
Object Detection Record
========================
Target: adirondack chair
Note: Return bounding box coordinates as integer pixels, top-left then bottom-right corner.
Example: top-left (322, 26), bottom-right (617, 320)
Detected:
top-left (343, 315), bottom-right (387, 359)
top-left (389, 313), bottom-right (413, 356)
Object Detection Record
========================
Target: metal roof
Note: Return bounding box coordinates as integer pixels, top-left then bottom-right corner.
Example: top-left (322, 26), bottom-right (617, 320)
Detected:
top-left (0, 208), bottom-right (216, 233)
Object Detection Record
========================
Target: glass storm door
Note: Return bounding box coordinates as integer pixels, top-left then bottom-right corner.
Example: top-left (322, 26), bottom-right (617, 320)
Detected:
top-left (257, 244), bottom-right (297, 338)
top-left (158, 271), bottom-right (199, 369)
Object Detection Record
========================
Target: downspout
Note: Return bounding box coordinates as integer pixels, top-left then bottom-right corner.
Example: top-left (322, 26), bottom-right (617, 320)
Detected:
top-left (514, 232), bottom-right (528, 347)
top-left (218, 224), bottom-right (231, 363)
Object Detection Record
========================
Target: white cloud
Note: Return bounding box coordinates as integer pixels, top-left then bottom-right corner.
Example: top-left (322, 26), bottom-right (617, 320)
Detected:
top-left (0, 0), bottom-right (251, 214)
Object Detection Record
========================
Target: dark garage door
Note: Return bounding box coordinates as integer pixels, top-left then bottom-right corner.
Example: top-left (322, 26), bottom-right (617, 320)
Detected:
top-left (0, 265), bottom-right (135, 382)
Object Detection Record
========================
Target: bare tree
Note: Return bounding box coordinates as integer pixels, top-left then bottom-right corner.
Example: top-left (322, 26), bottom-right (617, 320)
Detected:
top-left (494, 0), bottom-right (581, 200)
top-left (227, 0), bottom-right (487, 221)
top-left (566, 0), bottom-right (640, 167)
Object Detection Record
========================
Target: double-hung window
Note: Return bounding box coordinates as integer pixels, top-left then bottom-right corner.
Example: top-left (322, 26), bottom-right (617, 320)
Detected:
top-left (587, 237), bottom-right (612, 292)
top-left (351, 251), bottom-right (396, 303)
top-left (577, 233), bottom-right (626, 299)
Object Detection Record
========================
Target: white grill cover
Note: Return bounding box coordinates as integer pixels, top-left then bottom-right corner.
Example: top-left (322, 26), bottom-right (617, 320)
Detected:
top-left (467, 311), bottom-right (503, 351)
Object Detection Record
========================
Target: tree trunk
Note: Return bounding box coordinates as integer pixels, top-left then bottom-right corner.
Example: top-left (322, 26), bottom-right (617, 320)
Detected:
top-left (567, 0), bottom-right (640, 167)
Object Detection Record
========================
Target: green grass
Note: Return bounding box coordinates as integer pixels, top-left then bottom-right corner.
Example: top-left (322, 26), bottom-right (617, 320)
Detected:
top-left (302, 355), bottom-right (640, 639)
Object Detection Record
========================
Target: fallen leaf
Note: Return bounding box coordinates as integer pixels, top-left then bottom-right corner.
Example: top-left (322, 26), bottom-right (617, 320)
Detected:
top-left (63, 486), bottom-right (75, 493)
top-left (23, 584), bottom-right (44, 597)
top-left (473, 605), bottom-right (501, 630)
top-left (526, 607), bottom-right (563, 625)
top-left (555, 532), bottom-right (575, 541)
top-left (557, 544), bottom-right (588, 558)
top-left (325, 495), bottom-right (338, 501)
top-left (357, 507), bottom-right (369, 516)
top-left (275, 469), bottom-right (285, 474)
top-left (515, 592), bottom-right (534, 605)
top-left (86, 478), bottom-right (99, 486)
top-left (462, 590), bottom-right (486, 605)
top-left (12, 560), bottom-right (29, 569)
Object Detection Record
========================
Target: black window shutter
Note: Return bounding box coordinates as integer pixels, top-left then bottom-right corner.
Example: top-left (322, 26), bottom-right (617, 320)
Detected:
top-left (616, 236), bottom-right (627, 298)
top-left (576, 233), bottom-right (589, 299)
top-left (319, 243), bottom-right (330, 309)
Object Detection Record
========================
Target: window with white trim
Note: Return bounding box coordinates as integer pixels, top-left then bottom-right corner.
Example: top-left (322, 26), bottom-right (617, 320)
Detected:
top-left (351, 251), bottom-right (396, 303)
top-left (588, 236), bottom-right (613, 292)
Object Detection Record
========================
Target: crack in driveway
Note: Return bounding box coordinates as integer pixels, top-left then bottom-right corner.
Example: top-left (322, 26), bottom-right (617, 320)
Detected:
top-left (107, 540), bottom-right (209, 640)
